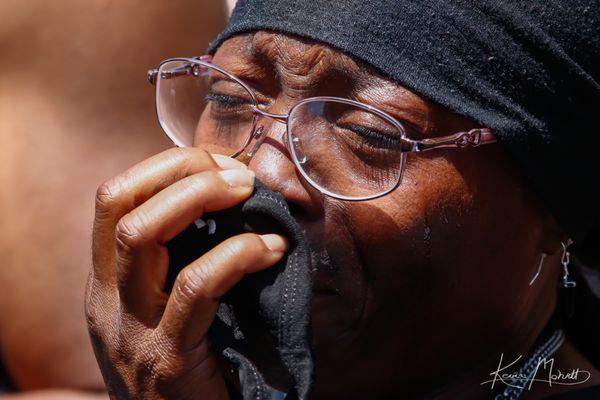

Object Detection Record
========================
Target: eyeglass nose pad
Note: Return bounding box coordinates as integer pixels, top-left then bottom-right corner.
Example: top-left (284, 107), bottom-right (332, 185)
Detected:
top-left (290, 134), bottom-right (308, 164)
top-left (235, 125), bottom-right (267, 165)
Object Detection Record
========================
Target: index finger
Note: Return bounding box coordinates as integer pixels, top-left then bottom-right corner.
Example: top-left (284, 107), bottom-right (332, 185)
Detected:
top-left (92, 148), bottom-right (245, 286)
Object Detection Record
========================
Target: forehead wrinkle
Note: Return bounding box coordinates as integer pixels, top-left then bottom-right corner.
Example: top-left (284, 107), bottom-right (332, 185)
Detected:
top-left (213, 33), bottom-right (269, 81)
top-left (228, 57), bottom-right (270, 82)
top-left (251, 31), bottom-right (360, 90)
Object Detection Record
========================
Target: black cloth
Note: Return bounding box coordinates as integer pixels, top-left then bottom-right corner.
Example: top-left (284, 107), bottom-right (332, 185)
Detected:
top-left (208, 0), bottom-right (600, 246)
top-left (166, 180), bottom-right (314, 400)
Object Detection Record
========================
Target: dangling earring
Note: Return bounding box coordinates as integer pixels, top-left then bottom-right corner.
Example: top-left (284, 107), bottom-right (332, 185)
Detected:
top-left (560, 241), bottom-right (577, 289)
top-left (529, 252), bottom-right (547, 286)
top-left (529, 241), bottom-right (577, 288)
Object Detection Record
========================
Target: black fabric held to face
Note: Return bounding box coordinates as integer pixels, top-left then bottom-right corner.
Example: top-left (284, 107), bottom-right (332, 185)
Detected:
top-left (208, 0), bottom-right (600, 247)
top-left (166, 180), bottom-right (314, 400)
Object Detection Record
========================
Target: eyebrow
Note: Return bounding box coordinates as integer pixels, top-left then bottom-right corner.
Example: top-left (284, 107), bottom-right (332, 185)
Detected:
top-left (220, 58), bottom-right (270, 84)
top-left (354, 85), bottom-right (430, 136)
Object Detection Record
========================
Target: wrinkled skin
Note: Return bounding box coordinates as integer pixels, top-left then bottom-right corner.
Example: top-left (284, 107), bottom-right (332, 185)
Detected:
top-left (86, 31), bottom-right (600, 399)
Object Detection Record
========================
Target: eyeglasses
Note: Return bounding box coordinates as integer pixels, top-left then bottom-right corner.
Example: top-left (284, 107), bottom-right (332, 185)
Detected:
top-left (148, 55), bottom-right (496, 201)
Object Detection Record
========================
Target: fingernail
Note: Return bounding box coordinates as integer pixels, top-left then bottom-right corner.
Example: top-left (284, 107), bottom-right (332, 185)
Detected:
top-left (260, 234), bottom-right (289, 253)
top-left (211, 154), bottom-right (247, 170)
top-left (219, 169), bottom-right (255, 188)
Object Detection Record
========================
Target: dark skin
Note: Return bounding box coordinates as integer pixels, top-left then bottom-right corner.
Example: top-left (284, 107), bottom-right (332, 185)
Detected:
top-left (86, 31), bottom-right (599, 399)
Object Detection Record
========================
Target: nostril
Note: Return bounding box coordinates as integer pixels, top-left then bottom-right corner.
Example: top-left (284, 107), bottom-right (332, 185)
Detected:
top-left (287, 200), bottom-right (308, 220)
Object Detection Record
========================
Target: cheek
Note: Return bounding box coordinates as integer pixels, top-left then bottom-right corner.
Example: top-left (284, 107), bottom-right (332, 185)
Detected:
top-left (345, 157), bottom-right (470, 318)
top-left (338, 150), bottom-right (544, 353)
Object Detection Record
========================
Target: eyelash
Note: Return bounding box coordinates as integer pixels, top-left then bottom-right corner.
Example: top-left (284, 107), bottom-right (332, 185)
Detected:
top-left (341, 124), bottom-right (400, 149)
top-left (205, 93), bottom-right (250, 108)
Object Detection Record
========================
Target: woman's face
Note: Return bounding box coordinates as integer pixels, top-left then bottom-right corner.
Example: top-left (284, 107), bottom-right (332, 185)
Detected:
top-left (211, 32), bottom-right (555, 398)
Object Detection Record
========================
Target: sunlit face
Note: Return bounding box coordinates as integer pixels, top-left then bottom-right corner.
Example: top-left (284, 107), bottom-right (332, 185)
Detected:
top-left (209, 31), bottom-right (551, 398)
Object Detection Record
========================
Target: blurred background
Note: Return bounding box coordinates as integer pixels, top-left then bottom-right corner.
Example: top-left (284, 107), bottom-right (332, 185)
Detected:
top-left (0, 1), bottom-right (233, 398)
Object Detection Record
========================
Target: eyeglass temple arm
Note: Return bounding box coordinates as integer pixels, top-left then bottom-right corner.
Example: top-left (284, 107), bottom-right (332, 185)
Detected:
top-left (403, 128), bottom-right (496, 152)
top-left (147, 55), bottom-right (213, 85)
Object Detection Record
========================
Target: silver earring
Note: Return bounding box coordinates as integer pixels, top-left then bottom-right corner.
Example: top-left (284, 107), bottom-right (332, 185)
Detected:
top-left (560, 241), bottom-right (577, 289)
top-left (529, 252), bottom-right (547, 286)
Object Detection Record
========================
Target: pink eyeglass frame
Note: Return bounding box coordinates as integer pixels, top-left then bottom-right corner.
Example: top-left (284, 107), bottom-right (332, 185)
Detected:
top-left (148, 55), bottom-right (497, 201)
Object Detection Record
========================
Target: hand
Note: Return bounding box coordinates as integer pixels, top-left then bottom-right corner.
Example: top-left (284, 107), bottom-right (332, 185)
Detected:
top-left (85, 148), bottom-right (288, 400)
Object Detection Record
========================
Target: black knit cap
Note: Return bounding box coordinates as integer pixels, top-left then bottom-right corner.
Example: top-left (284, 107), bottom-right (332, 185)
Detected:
top-left (208, 0), bottom-right (600, 246)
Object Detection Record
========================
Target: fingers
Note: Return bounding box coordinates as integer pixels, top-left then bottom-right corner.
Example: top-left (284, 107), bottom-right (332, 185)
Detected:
top-left (86, 149), bottom-right (259, 400)
top-left (115, 168), bottom-right (256, 318)
top-left (92, 148), bottom-right (245, 286)
top-left (158, 233), bottom-right (288, 351)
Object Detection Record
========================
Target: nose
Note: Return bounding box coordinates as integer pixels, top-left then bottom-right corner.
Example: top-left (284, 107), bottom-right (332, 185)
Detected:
top-left (245, 104), bottom-right (324, 221)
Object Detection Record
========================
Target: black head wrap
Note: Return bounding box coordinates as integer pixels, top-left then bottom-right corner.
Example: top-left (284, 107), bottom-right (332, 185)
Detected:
top-left (208, 0), bottom-right (600, 247)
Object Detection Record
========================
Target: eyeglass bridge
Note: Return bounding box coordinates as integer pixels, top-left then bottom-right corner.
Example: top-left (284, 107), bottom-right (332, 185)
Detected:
top-left (250, 105), bottom-right (288, 123)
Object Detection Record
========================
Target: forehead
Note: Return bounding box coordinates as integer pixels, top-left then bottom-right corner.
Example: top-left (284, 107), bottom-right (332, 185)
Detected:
top-left (212, 31), bottom-right (418, 97)
top-left (211, 31), bottom-right (433, 130)
top-left (214, 31), bottom-right (359, 74)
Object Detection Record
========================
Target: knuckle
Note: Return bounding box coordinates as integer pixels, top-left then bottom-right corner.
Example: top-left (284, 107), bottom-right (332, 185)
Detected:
top-left (174, 267), bottom-right (210, 303)
top-left (167, 146), bottom-right (191, 166)
top-left (234, 233), bottom-right (269, 258)
top-left (222, 235), bottom-right (251, 258)
top-left (211, 234), bottom-right (268, 274)
top-left (115, 212), bottom-right (148, 251)
top-left (179, 145), bottom-right (210, 161)
top-left (189, 169), bottom-right (220, 190)
top-left (167, 146), bottom-right (212, 174)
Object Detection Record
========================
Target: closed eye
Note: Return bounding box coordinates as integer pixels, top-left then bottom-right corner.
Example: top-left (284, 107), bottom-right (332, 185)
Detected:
top-left (341, 124), bottom-right (400, 149)
top-left (204, 93), bottom-right (251, 108)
